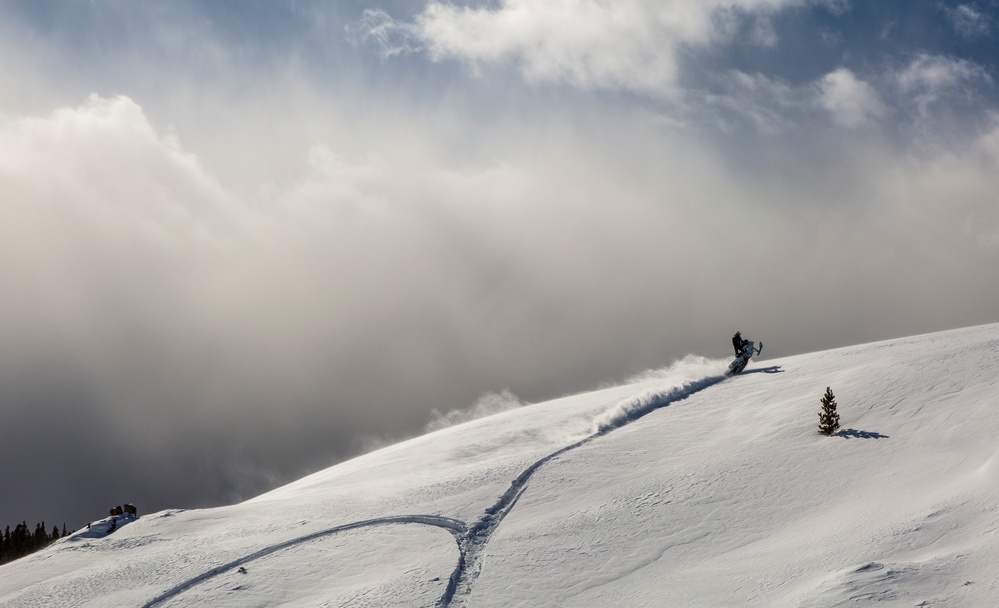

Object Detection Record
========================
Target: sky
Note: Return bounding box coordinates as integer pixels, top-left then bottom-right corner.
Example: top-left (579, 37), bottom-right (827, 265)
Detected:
top-left (2, 0), bottom-right (999, 530)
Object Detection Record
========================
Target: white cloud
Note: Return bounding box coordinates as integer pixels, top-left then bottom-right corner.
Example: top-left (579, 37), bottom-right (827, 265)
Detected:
top-left (819, 0), bottom-right (851, 16)
top-left (976, 112), bottom-right (999, 162)
top-left (706, 56), bottom-right (993, 135)
top-left (892, 54), bottom-right (992, 119)
top-left (817, 67), bottom-right (886, 128)
top-left (348, 9), bottom-right (421, 58)
top-left (751, 16), bottom-right (779, 47)
top-left (0, 94), bottom-right (233, 261)
top-left (705, 70), bottom-right (803, 133)
top-left (364, 0), bottom-right (806, 98)
top-left (943, 3), bottom-right (990, 39)
top-left (897, 53), bottom-right (991, 93)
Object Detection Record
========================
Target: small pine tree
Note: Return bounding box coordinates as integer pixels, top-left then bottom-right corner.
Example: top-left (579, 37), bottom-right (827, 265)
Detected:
top-left (818, 386), bottom-right (840, 436)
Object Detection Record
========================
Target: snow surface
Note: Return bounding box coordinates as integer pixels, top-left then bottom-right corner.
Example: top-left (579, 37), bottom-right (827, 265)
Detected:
top-left (2, 324), bottom-right (999, 607)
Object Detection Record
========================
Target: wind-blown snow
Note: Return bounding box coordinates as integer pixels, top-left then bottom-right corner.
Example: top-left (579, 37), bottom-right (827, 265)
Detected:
top-left (591, 355), bottom-right (728, 433)
top-left (2, 324), bottom-right (999, 607)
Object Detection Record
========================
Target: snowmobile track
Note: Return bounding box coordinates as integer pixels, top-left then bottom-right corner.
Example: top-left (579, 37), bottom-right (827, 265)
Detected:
top-left (439, 375), bottom-right (725, 607)
top-left (140, 515), bottom-right (466, 608)
top-left (142, 375), bottom-right (726, 608)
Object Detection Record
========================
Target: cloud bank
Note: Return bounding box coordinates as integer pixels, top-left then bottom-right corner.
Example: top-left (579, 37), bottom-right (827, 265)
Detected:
top-left (2, 0), bottom-right (999, 530)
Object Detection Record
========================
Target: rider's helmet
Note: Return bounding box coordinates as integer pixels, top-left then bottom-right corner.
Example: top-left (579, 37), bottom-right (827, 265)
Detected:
top-left (735, 331), bottom-right (741, 337)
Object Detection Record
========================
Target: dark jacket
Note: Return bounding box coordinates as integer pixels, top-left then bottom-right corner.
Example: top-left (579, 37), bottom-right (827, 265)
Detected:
top-left (733, 334), bottom-right (746, 356)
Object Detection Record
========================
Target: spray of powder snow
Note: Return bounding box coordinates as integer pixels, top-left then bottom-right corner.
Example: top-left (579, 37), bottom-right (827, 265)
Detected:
top-left (624, 355), bottom-right (727, 384)
top-left (420, 355), bottom-right (728, 437)
top-left (424, 389), bottom-right (528, 433)
top-left (592, 355), bottom-right (729, 434)
top-left (346, 389), bottom-right (528, 457)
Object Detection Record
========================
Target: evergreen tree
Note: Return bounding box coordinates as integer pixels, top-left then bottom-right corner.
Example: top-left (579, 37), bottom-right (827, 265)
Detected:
top-left (0, 520), bottom-right (66, 565)
top-left (34, 522), bottom-right (46, 550)
top-left (2, 526), bottom-right (10, 562)
top-left (818, 386), bottom-right (841, 436)
top-left (12, 522), bottom-right (28, 559)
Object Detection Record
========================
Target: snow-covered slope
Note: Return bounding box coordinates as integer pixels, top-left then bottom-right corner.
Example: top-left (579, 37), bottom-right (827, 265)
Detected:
top-left (2, 324), bottom-right (999, 607)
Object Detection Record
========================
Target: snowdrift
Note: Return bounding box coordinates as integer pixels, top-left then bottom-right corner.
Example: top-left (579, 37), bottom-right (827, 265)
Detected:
top-left (2, 324), bottom-right (999, 607)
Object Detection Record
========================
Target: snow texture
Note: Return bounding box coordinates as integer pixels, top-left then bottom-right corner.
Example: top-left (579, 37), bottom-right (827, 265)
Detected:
top-left (2, 324), bottom-right (999, 606)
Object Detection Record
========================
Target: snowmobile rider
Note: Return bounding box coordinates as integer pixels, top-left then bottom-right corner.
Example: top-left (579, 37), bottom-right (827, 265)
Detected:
top-left (733, 331), bottom-right (750, 357)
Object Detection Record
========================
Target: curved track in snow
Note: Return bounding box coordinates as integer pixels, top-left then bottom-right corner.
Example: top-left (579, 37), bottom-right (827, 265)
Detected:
top-left (140, 515), bottom-right (466, 608)
top-left (141, 373), bottom-right (729, 607)
top-left (439, 374), bottom-right (726, 607)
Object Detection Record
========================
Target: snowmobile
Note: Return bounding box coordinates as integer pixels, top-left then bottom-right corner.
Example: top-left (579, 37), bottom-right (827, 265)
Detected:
top-left (727, 339), bottom-right (762, 375)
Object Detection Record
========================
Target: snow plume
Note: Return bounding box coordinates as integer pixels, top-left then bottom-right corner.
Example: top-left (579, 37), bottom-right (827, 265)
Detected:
top-left (594, 357), bottom-right (728, 434)
top-left (626, 354), bottom-right (728, 383)
top-left (350, 390), bottom-right (528, 457)
top-left (424, 389), bottom-right (528, 433)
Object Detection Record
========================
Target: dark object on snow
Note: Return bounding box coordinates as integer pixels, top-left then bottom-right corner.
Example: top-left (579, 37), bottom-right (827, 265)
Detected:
top-left (108, 518), bottom-right (117, 534)
top-left (238, 566), bottom-right (248, 574)
top-left (732, 331), bottom-right (745, 357)
top-left (726, 337), bottom-right (761, 375)
top-left (818, 386), bottom-right (841, 436)
top-left (109, 506), bottom-right (123, 516)
top-left (123, 504), bottom-right (137, 517)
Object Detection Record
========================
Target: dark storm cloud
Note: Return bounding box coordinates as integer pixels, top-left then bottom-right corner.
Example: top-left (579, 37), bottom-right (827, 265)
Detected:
top-left (2, 0), bottom-right (999, 530)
